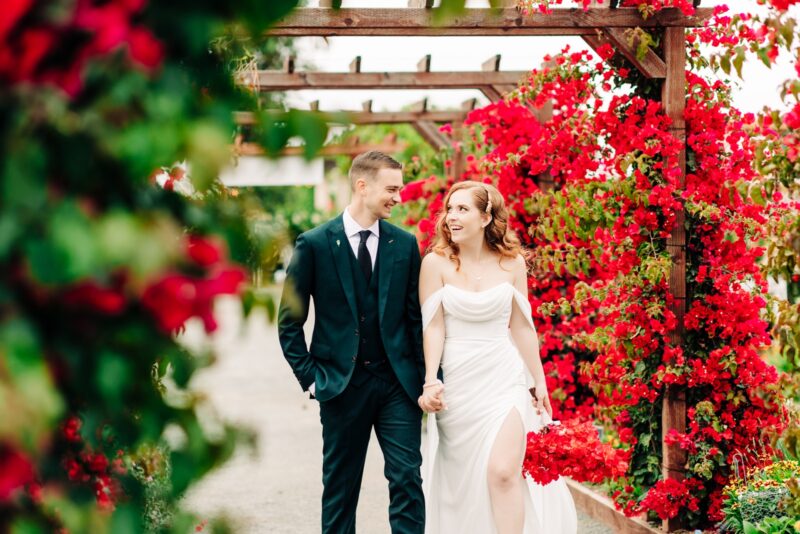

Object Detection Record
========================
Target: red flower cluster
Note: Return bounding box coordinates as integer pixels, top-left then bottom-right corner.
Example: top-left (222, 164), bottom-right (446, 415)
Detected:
top-left (638, 478), bottom-right (702, 520)
top-left (399, 41), bottom-right (787, 527)
top-left (142, 235), bottom-right (246, 333)
top-left (0, 444), bottom-right (35, 503)
top-left (60, 416), bottom-right (125, 510)
top-left (523, 420), bottom-right (629, 485)
top-left (0, 0), bottom-right (163, 97)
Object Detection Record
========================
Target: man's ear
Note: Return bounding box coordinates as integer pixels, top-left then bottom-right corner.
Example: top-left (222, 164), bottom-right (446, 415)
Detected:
top-left (355, 177), bottom-right (367, 194)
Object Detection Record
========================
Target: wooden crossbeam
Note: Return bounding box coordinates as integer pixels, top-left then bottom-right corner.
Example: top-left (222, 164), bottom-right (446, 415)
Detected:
top-left (268, 8), bottom-right (714, 37)
top-left (349, 55), bottom-right (362, 73)
top-left (235, 70), bottom-right (527, 91)
top-left (417, 54), bottom-right (432, 72)
top-left (482, 54), bottom-right (502, 72)
top-left (583, 28), bottom-right (667, 78)
top-left (237, 139), bottom-right (409, 157)
top-left (234, 110), bottom-right (467, 126)
top-left (412, 121), bottom-right (451, 151)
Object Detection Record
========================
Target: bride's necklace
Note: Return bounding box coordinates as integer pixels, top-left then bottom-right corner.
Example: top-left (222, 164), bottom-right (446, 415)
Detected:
top-left (466, 252), bottom-right (487, 281)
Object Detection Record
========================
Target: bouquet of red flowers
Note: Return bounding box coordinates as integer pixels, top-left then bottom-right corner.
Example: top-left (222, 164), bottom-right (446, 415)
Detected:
top-left (523, 420), bottom-right (629, 485)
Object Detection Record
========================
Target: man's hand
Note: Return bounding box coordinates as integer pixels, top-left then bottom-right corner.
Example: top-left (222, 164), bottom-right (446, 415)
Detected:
top-left (418, 383), bottom-right (446, 413)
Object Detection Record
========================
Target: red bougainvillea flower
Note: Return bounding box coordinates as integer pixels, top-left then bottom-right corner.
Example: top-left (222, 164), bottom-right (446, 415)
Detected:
top-left (187, 235), bottom-right (224, 267)
top-left (523, 420), bottom-right (629, 485)
top-left (0, 0), bottom-right (163, 97)
top-left (62, 281), bottom-right (126, 315)
top-left (0, 444), bottom-right (36, 503)
top-left (142, 268), bottom-right (246, 333)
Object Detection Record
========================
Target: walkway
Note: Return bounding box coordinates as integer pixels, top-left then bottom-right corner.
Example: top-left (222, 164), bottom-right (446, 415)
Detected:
top-left (183, 296), bottom-right (612, 533)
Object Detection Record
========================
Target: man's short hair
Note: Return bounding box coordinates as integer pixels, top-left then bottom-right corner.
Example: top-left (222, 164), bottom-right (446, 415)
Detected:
top-left (349, 151), bottom-right (402, 190)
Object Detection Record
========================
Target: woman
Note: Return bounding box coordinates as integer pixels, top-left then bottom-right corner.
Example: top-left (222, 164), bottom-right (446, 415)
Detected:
top-left (418, 181), bottom-right (577, 533)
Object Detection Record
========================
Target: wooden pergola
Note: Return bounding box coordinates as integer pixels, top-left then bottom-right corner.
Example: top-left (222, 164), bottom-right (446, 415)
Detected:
top-left (235, 51), bottom-right (531, 165)
top-left (262, 3), bottom-right (713, 530)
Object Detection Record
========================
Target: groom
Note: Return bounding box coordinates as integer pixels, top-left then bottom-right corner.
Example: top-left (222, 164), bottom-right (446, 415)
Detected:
top-left (278, 151), bottom-right (425, 533)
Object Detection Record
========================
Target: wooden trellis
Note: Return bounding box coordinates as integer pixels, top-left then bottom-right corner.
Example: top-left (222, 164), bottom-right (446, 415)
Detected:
top-left (260, 3), bottom-right (712, 531)
top-left (235, 51), bottom-right (534, 168)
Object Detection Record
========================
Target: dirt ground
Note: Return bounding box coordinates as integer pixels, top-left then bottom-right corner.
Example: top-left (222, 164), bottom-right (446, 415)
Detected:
top-left (182, 296), bottom-right (613, 533)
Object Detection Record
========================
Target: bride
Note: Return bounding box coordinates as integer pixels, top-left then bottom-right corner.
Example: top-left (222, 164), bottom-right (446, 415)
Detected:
top-left (418, 181), bottom-right (577, 533)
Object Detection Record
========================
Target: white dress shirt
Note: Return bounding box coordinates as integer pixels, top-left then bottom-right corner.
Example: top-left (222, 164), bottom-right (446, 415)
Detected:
top-left (309, 209), bottom-right (380, 396)
top-left (342, 207), bottom-right (379, 268)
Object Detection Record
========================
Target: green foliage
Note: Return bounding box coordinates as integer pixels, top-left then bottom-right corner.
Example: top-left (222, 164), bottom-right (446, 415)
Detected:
top-left (0, 0), bottom-right (335, 532)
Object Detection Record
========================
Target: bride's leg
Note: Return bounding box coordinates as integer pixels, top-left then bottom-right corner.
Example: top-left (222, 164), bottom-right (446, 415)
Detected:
top-left (487, 408), bottom-right (526, 534)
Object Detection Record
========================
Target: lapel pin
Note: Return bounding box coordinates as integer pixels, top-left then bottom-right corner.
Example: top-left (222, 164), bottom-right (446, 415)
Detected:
top-left (336, 239), bottom-right (341, 247)
top-left (389, 239), bottom-right (394, 244)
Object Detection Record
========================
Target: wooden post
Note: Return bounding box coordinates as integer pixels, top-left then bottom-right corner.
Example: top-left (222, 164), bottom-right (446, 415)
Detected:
top-left (661, 26), bottom-right (688, 534)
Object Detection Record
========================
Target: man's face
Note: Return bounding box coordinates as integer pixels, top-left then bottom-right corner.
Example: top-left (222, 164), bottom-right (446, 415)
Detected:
top-left (362, 167), bottom-right (403, 220)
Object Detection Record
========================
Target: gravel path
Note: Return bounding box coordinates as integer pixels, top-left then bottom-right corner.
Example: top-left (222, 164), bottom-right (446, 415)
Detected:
top-left (182, 296), bottom-right (613, 534)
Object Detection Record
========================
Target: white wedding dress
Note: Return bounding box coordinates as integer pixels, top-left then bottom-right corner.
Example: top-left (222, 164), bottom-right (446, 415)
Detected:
top-left (421, 282), bottom-right (577, 534)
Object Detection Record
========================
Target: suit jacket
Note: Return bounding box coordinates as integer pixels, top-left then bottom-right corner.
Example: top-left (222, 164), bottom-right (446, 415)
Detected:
top-left (278, 214), bottom-right (425, 402)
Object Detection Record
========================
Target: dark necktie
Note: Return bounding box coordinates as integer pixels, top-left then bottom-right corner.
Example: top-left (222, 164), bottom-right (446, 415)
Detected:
top-left (357, 230), bottom-right (372, 283)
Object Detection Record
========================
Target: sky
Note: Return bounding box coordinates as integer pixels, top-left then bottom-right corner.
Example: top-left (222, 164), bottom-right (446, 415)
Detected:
top-left (286, 0), bottom-right (796, 116)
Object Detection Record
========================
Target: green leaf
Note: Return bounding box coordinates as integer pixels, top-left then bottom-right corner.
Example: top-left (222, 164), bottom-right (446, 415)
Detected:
top-left (720, 54), bottom-right (731, 75)
top-left (289, 110), bottom-right (329, 160)
top-left (733, 49), bottom-right (745, 78)
top-left (742, 521), bottom-right (761, 534)
top-left (96, 351), bottom-right (132, 408)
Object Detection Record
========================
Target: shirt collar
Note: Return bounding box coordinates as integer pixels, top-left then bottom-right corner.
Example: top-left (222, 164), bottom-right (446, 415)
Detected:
top-left (343, 207), bottom-right (380, 239)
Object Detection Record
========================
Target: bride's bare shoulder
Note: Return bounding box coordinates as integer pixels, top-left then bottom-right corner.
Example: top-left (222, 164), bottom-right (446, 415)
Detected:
top-left (422, 249), bottom-right (451, 268)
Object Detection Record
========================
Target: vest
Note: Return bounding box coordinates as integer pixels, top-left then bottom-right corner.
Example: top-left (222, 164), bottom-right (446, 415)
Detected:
top-left (347, 246), bottom-right (396, 384)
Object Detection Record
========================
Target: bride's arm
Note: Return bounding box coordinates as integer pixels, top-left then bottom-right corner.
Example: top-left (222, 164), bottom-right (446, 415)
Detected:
top-left (419, 253), bottom-right (446, 412)
top-left (508, 255), bottom-right (552, 417)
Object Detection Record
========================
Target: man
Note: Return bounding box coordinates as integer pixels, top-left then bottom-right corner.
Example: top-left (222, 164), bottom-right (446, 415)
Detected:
top-left (278, 151), bottom-right (425, 534)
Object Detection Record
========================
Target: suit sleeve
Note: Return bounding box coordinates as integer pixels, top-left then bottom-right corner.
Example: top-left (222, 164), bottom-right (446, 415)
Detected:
top-left (406, 236), bottom-right (425, 379)
top-left (278, 233), bottom-right (317, 391)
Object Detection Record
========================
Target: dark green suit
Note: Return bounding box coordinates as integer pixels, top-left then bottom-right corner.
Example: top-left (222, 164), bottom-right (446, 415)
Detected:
top-left (278, 213), bottom-right (425, 533)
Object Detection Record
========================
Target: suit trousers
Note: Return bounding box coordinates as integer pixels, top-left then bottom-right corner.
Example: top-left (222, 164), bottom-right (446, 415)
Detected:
top-left (319, 362), bottom-right (424, 534)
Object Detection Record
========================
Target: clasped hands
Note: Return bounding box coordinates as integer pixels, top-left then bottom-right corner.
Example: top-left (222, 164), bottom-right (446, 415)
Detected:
top-left (418, 379), bottom-right (447, 413)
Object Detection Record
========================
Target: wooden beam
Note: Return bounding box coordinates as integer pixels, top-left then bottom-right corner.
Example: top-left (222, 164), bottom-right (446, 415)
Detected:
top-left (565, 479), bottom-right (658, 534)
top-left (309, 100), bottom-right (320, 111)
top-left (268, 8), bottom-right (714, 37)
top-left (234, 110), bottom-right (467, 126)
top-left (489, 84), bottom-right (517, 100)
top-left (461, 98), bottom-right (477, 111)
top-left (237, 141), bottom-right (409, 157)
top-left (410, 98), bottom-right (428, 113)
top-left (283, 56), bottom-right (295, 74)
top-left (412, 121), bottom-right (451, 151)
top-left (349, 55), bottom-right (361, 73)
top-left (603, 27), bottom-right (667, 78)
top-left (481, 85), bottom-right (504, 102)
top-left (482, 54), bottom-right (502, 72)
top-left (417, 54), bottom-right (432, 72)
top-left (361, 99), bottom-right (372, 112)
top-left (662, 25), bottom-right (688, 533)
top-left (235, 70), bottom-right (528, 91)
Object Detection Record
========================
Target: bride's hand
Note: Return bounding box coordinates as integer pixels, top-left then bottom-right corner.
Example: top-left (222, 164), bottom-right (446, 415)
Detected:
top-left (418, 382), bottom-right (446, 413)
top-left (532, 388), bottom-right (553, 418)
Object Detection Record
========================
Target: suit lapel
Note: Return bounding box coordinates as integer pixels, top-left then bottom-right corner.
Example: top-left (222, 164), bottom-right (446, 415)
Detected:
top-left (327, 216), bottom-right (358, 322)
top-left (377, 220), bottom-right (395, 323)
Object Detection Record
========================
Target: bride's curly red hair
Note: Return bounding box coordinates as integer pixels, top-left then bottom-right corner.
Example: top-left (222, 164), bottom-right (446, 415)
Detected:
top-left (430, 181), bottom-right (528, 270)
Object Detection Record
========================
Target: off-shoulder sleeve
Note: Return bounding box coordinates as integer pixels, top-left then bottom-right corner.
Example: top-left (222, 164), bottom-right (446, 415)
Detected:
top-left (511, 287), bottom-right (536, 331)
top-left (421, 288), bottom-right (444, 332)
